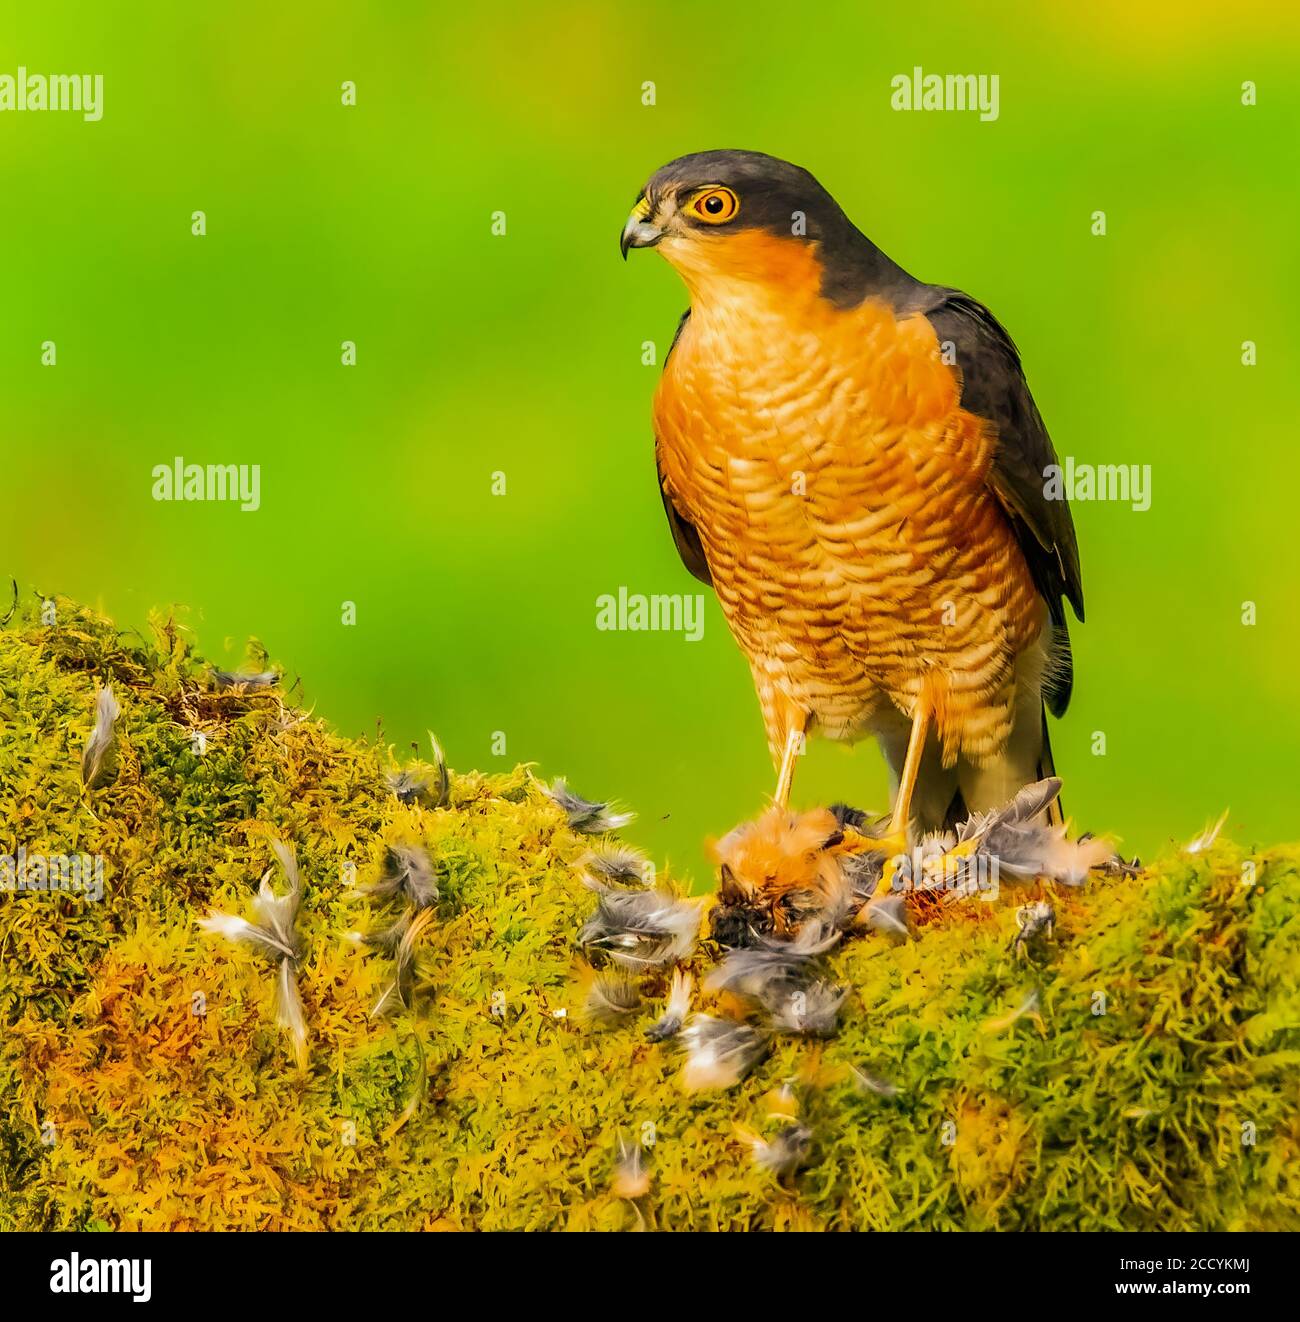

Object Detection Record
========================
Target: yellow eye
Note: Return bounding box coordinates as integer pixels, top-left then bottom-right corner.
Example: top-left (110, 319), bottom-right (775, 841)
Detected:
top-left (685, 186), bottom-right (739, 224)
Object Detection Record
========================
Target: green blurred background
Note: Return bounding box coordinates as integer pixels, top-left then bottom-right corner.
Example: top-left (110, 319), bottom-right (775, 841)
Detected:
top-left (3, 1), bottom-right (1297, 884)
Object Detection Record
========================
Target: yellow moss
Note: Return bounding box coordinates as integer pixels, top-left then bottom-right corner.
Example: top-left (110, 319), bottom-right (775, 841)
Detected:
top-left (1, 598), bottom-right (1298, 1230)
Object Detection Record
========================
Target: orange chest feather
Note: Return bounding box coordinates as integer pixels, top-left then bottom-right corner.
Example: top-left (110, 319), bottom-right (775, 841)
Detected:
top-left (648, 236), bottom-right (1044, 753)
top-left (653, 290), bottom-right (996, 558)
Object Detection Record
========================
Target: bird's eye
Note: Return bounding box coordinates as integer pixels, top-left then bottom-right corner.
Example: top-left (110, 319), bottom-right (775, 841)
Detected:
top-left (686, 186), bottom-right (739, 224)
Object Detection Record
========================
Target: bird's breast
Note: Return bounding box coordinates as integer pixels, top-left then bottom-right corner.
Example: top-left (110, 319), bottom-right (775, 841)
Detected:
top-left (653, 288), bottom-right (1044, 745)
top-left (654, 293), bottom-right (990, 578)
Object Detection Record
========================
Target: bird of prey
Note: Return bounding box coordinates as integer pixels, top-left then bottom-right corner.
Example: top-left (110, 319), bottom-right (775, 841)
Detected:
top-left (622, 150), bottom-right (1083, 843)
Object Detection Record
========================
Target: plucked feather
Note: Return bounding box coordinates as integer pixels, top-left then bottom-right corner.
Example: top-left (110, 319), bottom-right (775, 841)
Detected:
top-left (210, 668), bottom-right (278, 690)
top-left (645, 968), bottom-right (693, 1042)
top-left (679, 1014), bottom-right (768, 1091)
top-left (861, 894), bottom-right (910, 940)
top-left (764, 979), bottom-right (849, 1037)
top-left (370, 906), bottom-right (434, 1016)
top-left (545, 779), bottom-right (635, 834)
top-left (80, 684), bottom-right (120, 788)
top-left (739, 1122), bottom-right (812, 1180)
top-left (851, 1065), bottom-right (902, 1099)
top-left (582, 972), bottom-right (641, 1027)
top-left (1184, 810), bottom-right (1228, 855)
top-left (578, 884), bottom-right (701, 970)
top-left (274, 957), bottom-right (309, 1069)
top-left (611, 1135), bottom-right (652, 1201)
top-left (198, 838), bottom-right (309, 1066)
top-left (580, 842), bottom-right (653, 888)
top-left (364, 844), bottom-right (439, 909)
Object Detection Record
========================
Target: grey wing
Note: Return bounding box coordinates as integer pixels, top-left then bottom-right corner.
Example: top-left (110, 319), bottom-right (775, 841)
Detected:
top-left (922, 288), bottom-right (1084, 713)
top-left (655, 309), bottom-right (712, 588)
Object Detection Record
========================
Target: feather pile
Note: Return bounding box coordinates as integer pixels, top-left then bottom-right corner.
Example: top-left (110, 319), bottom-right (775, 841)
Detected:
top-left (576, 779), bottom-right (1112, 1110)
top-left (923, 779), bottom-right (1115, 902)
top-left (705, 924), bottom-right (848, 1038)
top-left (198, 839), bottom-right (308, 1068)
top-left (567, 790), bottom-right (711, 1075)
top-left (711, 782), bottom-right (1113, 941)
top-left (686, 780), bottom-right (1118, 1065)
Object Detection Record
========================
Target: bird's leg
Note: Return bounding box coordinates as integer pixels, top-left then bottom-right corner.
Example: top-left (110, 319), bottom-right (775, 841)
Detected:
top-left (772, 711), bottom-right (809, 809)
top-left (868, 693), bottom-right (934, 897)
top-left (889, 695), bottom-right (932, 840)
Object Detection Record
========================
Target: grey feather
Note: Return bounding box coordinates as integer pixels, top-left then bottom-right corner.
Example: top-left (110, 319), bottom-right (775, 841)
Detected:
top-left (198, 838), bottom-right (309, 1065)
top-left (362, 908), bottom-right (412, 956)
top-left (210, 668), bottom-right (278, 690)
top-left (944, 779), bottom-right (1112, 890)
top-left (274, 957), bottom-right (309, 1068)
top-left (427, 731), bottom-right (450, 807)
top-left (679, 1014), bottom-right (769, 1090)
top-left (851, 1066), bottom-right (902, 1099)
top-left (746, 1123), bottom-right (813, 1179)
top-left (704, 923), bottom-right (838, 1001)
top-left (578, 884), bottom-right (700, 970)
top-left (765, 980), bottom-right (848, 1037)
top-left (80, 684), bottom-right (120, 788)
top-left (841, 849), bottom-right (885, 906)
top-left (580, 843), bottom-right (653, 888)
top-left (364, 844), bottom-right (440, 910)
top-left (863, 894), bottom-right (910, 940)
top-left (959, 777), bottom-right (1061, 843)
top-left (200, 839), bottom-right (303, 963)
top-left (545, 779), bottom-right (635, 834)
top-left (583, 973), bottom-right (641, 1027)
top-left (387, 770), bottom-right (432, 805)
top-left (369, 908), bottom-right (435, 1018)
top-left (645, 968), bottom-right (692, 1042)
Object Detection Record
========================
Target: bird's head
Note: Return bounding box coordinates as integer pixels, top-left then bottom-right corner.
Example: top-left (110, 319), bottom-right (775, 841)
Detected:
top-left (621, 149), bottom-right (908, 309)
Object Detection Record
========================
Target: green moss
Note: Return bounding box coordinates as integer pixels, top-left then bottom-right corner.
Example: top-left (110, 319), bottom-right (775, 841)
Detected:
top-left (1, 598), bottom-right (1297, 1230)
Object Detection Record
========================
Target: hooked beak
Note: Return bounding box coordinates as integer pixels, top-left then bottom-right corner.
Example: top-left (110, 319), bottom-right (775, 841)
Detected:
top-left (621, 197), bottom-right (664, 259)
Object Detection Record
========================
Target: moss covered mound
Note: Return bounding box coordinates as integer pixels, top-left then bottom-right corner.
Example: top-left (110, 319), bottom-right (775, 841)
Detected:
top-left (1, 599), bottom-right (1297, 1231)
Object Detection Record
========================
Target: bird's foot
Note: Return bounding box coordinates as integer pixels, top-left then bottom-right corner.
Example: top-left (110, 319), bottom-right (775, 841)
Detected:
top-left (836, 824), bottom-right (908, 860)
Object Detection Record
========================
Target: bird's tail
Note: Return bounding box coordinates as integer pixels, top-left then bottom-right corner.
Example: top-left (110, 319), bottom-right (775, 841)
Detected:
top-left (1038, 706), bottom-right (1065, 829)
